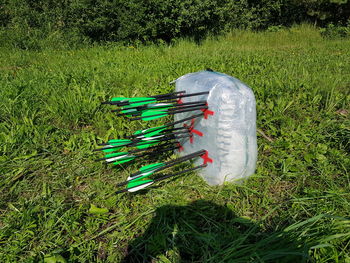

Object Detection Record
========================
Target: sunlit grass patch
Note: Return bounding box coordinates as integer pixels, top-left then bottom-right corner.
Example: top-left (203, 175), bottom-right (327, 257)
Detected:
top-left (0, 26), bottom-right (349, 262)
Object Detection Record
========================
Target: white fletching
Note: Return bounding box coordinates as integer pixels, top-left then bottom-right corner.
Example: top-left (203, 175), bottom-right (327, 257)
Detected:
top-left (127, 170), bottom-right (154, 181)
top-left (128, 182), bottom-right (153, 192)
top-left (105, 154), bottom-right (129, 163)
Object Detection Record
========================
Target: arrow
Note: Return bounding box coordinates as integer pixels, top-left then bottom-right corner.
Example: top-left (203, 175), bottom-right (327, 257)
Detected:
top-left (97, 138), bottom-right (132, 146)
top-left (116, 149), bottom-right (206, 186)
top-left (94, 139), bottom-right (134, 153)
top-left (101, 91), bottom-right (185, 105)
top-left (148, 91), bottom-right (185, 99)
top-left (94, 133), bottom-right (191, 152)
top-left (126, 113), bottom-right (204, 138)
top-left (117, 102), bottom-right (207, 118)
top-left (118, 91), bottom-right (209, 107)
top-left (104, 91), bottom-right (209, 107)
top-left (96, 131), bottom-right (188, 148)
top-left (113, 100), bottom-right (207, 114)
top-left (129, 106), bottom-right (208, 121)
top-left (102, 145), bottom-right (179, 166)
top-left (132, 126), bottom-right (189, 139)
top-left (95, 142), bottom-right (178, 162)
top-left (115, 163), bottom-right (207, 194)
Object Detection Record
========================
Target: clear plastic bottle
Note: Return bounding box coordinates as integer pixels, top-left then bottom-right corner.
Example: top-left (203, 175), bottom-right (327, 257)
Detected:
top-left (174, 70), bottom-right (257, 185)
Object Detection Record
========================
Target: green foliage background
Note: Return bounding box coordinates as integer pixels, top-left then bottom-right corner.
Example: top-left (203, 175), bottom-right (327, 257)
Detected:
top-left (0, 0), bottom-right (350, 49)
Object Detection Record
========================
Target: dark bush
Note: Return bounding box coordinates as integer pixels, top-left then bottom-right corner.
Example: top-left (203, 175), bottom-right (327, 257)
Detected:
top-left (320, 23), bottom-right (350, 38)
top-left (0, 0), bottom-right (349, 49)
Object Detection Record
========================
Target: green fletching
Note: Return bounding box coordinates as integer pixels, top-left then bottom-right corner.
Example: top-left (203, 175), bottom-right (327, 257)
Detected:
top-left (134, 130), bottom-right (142, 135)
top-left (129, 102), bottom-right (156, 107)
top-left (140, 162), bottom-right (164, 172)
top-left (128, 97), bottom-right (156, 107)
top-left (108, 139), bottom-right (131, 143)
top-left (132, 163), bottom-right (165, 179)
top-left (142, 114), bottom-right (167, 121)
top-left (127, 178), bottom-right (153, 189)
top-left (108, 139), bottom-right (131, 145)
top-left (110, 97), bottom-right (156, 105)
top-left (129, 97), bottom-right (153, 102)
top-left (153, 125), bottom-right (166, 130)
top-left (143, 109), bottom-right (167, 115)
top-left (101, 139), bottom-right (130, 152)
top-left (144, 128), bottom-right (165, 137)
top-left (134, 126), bottom-right (165, 136)
top-left (141, 110), bottom-right (168, 121)
top-left (112, 157), bottom-right (135, 165)
top-left (104, 152), bottom-right (127, 158)
top-left (102, 146), bottom-right (123, 153)
top-left (136, 141), bottom-right (159, 149)
top-left (121, 108), bottom-right (137, 114)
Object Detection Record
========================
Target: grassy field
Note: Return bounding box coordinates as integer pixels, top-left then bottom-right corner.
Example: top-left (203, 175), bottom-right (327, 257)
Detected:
top-left (0, 25), bottom-right (349, 262)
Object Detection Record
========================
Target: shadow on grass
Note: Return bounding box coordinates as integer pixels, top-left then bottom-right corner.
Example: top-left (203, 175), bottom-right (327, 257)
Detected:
top-left (122, 200), bottom-right (309, 263)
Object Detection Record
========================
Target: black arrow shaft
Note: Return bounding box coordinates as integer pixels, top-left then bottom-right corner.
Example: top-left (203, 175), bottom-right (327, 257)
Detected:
top-left (115, 100), bottom-right (207, 113)
top-left (129, 106), bottom-right (208, 121)
top-left (95, 142), bottom-right (178, 161)
top-left (132, 145), bottom-right (179, 159)
top-left (115, 163), bottom-right (206, 194)
top-left (98, 134), bottom-right (191, 153)
top-left (116, 91), bottom-right (210, 106)
top-left (102, 91), bottom-right (185, 105)
top-left (128, 149), bottom-right (206, 179)
top-left (95, 133), bottom-right (187, 151)
top-left (129, 113), bottom-right (203, 138)
top-left (153, 163), bottom-right (207, 182)
top-left (130, 126), bottom-right (189, 139)
top-left (119, 102), bottom-right (207, 117)
top-left (150, 91), bottom-right (185, 99)
top-left (108, 145), bottom-right (179, 164)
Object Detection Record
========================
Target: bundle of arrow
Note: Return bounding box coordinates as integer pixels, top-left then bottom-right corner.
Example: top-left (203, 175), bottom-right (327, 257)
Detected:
top-left (95, 91), bottom-right (214, 194)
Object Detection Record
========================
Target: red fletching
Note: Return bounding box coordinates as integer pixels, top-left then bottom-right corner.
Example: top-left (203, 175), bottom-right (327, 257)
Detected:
top-left (184, 119), bottom-right (203, 144)
top-left (201, 103), bottom-right (214, 119)
top-left (201, 150), bottom-right (213, 165)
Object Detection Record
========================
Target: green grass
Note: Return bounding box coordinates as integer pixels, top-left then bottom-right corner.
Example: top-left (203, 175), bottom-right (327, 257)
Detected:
top-left (0, 25), bottom-right (349, 262)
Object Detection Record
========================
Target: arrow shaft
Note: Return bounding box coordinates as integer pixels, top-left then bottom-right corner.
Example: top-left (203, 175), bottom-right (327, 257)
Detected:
top-left (139, 130), bottom-right (190, 141)
top-left (153, 163), bottom-right (207, 183)
top-left (149, 91), bottom-right (185, 99)
top-left (103, 91), bottom-right (185, 105)
top-left (113, 91), bottom-right (209, 106)
top-left (132, 126), bottom-right (188, 139)
top-left (128, 113), bottom-right (204, 138)
top-left (111, 145), bottom-right (179, 165)
top-left (95, 142), bottom-right (178, 161)
top-left (110, 92), bottom-right (182, 106)
top-left (96, 134), bottom-right (179, 151)
top-left (115, 100), bottom-right (207, 113)
top-left (119, 103), bottom-right (207, 117)
top-left (115, 163), bottom-right (206, 194)
top-left (132, 145), bottom-right (179, 159)
top-left (130, 106), bottom-right (208, 121)
top-left (126, 134), bottom-right (191, 148)
top-left (100, 134), bottom-right (190, 153)
top-left (111, 101), bottom-right (178, 112)
top-left (127, 149), bottom-right (206, 180)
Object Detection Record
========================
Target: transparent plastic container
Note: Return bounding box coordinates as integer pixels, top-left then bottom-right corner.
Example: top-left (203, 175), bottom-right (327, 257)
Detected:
top-left (174, 70), bottom-right (257, 185)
